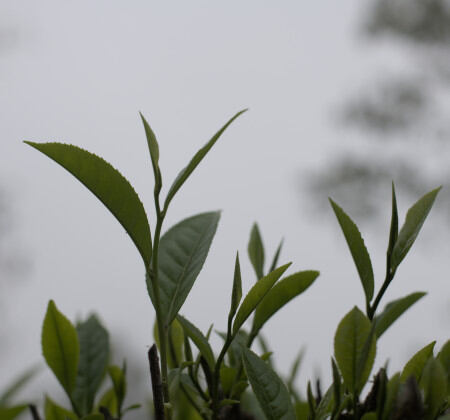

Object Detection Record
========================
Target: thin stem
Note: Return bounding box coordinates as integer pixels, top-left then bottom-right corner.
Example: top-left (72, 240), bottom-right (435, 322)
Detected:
top-left (368, 265), bottom-right (396, 320)
top-left (149, 345), bottom-right (166, 420)
top-left (29, 405), bottom-right (42, 420)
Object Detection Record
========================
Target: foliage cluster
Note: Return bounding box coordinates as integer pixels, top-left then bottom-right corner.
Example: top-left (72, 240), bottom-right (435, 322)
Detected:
top-left (1, 111), bottom-right (449, 420)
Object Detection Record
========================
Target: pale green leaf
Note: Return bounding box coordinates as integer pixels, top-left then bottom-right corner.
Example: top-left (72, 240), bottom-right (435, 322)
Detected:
top-left (391, 187), bottom-right (441, 271)
top-left (242, 348), bottom-right (296, 420)
top-left (42, 300), bottom-right (79, 396)
top-left (374, 292), bottom-right (426, 338)
top-left (163, 109), bottom-right (247, 211)
top-left (329, 199), bottom-right (374, 303)
top-left (148, 211), bottom-right (220, 326)
top-left (334, 306), bottom-right (376, 395)
top-left (25, 142), bottom-right (152, 266)
top-left (252, 270), bottom-right (318, 335)
top-left (232, 264), bottom-right (291, 335)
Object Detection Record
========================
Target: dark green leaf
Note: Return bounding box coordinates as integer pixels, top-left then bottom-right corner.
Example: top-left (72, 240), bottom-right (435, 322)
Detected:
top-left (44, 396), bottom-right (78, 420)
top-left (316, 385), bottom-right (334, 420)
top-left (252, 270), bottom-right (318, 335)
top-left (163, 109), bottom-right (247, 211)
top-left (148, 211), bottom-right (220, 326)
top-left (72, 315), bottom-right (109, 415)
top-left (140, 113), bottom-right (162, 192)
top-left (269, 239), bottom-right (284, 274)
top-left (82, 415), bottom-right (103, 420)
top-left (25, 142), bottom-right (152, 267)
top-left (242, 348), bottom-right (296, 420)
top-left (331, 358), bottom-right (341, 419)
top-left (232, 263), bottom-right (291, 335)
top-left (108, 364), bottom-right (126, 410)
top-left (220, 366), bottom-right (237, 396)
top-left (381, 372), bottom-right (400, 420)
top-left (329, 199), bottom-right (374, 303)
top-left (360, 413), bottom-right (377, 420)
top-left (248, 223), bottom-right (265, 280)
top-left (334, 306), bottom-right (376, 395)
top-left (228, 253), bottom-right (242, 322)
top-left (386, 183), bottom-right (398, 264)
top-left (391, 187), bottom-right (441, 271)
top-left (0, 405), bottom-right (27, 420)
top-left (42, 300), bottom-right (79, 396)
top-left (437, 340), bottom-right (450, 388)
top-left (177, 315), bottom-right (215, 371)
top-left (374, 292), bottom-right (426, 338)
top-left (420, 358), bottom-right (447, 420)
top-left (401, 341), bottom-right (435, 382)
top-left (0, 365), bottom-right (41, 406)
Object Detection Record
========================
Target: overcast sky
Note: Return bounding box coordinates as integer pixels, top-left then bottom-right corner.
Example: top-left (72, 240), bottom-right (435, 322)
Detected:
top-left (1, 0), bottom-right (448, 409)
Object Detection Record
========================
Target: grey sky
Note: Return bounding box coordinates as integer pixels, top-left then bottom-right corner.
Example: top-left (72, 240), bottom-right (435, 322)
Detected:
top-left (1, 0), bottom-right (448, 406)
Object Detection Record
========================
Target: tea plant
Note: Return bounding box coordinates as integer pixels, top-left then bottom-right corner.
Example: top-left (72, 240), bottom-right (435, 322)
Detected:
top-left (18, 111), bottom-right (449, 420)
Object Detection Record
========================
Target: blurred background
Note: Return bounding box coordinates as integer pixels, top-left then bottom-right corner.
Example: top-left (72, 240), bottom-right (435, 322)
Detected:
top-left (1, 0), bottom-right (449, 417)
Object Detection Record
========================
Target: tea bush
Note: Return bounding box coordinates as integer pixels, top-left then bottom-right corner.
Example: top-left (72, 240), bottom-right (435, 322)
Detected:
top-left (2, 111), bottom-right (448, 420)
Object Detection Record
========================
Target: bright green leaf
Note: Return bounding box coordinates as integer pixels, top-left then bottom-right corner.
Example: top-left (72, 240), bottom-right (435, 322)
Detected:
top-left (25, 142), bottom-right (152, 266)
top-left (177, 315), bottom-right (215, 371)
top-left (374, 292), bottom-right (426, 338)
top-left (228, 253), bottom-right (242, 323)
top-left (391, 187), bottom-right (441, 271)
top-left (232, 263), bottom-right (291, 335)
top-left (72, 315), bottom-right (109, 415)
top-left (242, 348), bottom-right (296, 420)
top-left (44, 396), bottom-right (78, 420)
top-left (0, 405), bottom-right (27, 420)
top-left (163, 109), bottom-right (247, 211)
top-left (420, 358), bottom-right (447, 420)
top-left (42, 300), bottom-right (79, 396)
top-left (334, 306), bottom-right (376, 395)
top-left (148, 211), bottom-right (220, 326)
top-left (401, 341), bottom-right (435, 382)
top-left (252, 270), bottom-right (318, 335)
top-left (329, 199), bottom-right (374, 303)
top-left (248, 223), bottom-right (265, 280)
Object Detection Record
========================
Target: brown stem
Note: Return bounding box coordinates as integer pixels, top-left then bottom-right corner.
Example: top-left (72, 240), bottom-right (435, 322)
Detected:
top-left (29, 405), bottom-right (42, 420)
top-left (99, 406), bottom-right (115, 420)
top-left (149, 344), bottom-right (166, 420)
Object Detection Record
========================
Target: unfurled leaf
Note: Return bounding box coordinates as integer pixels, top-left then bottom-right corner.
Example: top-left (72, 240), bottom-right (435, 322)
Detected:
top-left (252, 270), bottom-right (318, 335)
top-left (334, 306), bottom-right (376, 395)
top-left (229, 253), bottom-right (242, 322)
top-left (401, 341), bottom-right (435, 382)
top-left (42, 300), bottom-right (79, 396)
top-left (420, 358), bottom-right (447, 420)
top-left (25, 142), bottom-right (152, 266)
top-left (232, 264), bottom-right (291, 335)
top-left (0, 405), bottom-right (27, 420)
top-left (242, 348), bottom-right (296, 420)
top-left (72, 315), bottom-right (109, 415)
top-left (437, 340), bottom-right (450, 388)
top-left (149, 211), bottom-right (220, 326)
top-left (177, 315), bottom-right (215, 371)
top-left (140, 113), bottom-right (162, 191)
top-left (329, 199), bottom-right (374, 303)
top-left (269, 239), bottom-right (284, 274)
top-left (108, 365), bottom-right (126, 410)
top-left (391, 187), bottom-right (441, 271)
top-left (248, 223), bottom-right (265, 280)
top-left (163, 109), bottom-right (247, 211)
top-left (44, 396), bottom-right (78, 420)
top-left (315, 385), bottom-right (334, 420)
top-left (331, 358), bottom-right (341, 419)
top-left (374, 292), bottom-right (426, 338)
top-left (386, 183), bottom-right (398, 264)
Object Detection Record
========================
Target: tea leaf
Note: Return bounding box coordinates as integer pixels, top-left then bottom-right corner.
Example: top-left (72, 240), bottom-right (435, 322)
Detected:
top-left (163, 109), bottom-right (247, 211)
top-left (248, 223), bottom-right (265, 280)
top-left (220, 366), bottom-right (237, 396)
top-left (374, 292), bottom-right (426, 338)
top-left (437, 340), bottom-right (450, 387)
top-left (44, 396), bottom-right (78, 420)
top-left (329, 199), bottom-right (374, 303)
top-left (177, 315), bottom-right (215, 371)
top-left (0, 406), bottom-right (27, 420)
top-left (150, 211), bottom-right (220, 326)
top-left (72, 315), bottom-right (109, 415)
top-left (331, 358), bottom-right (341, 418)
top-left (381, 372), bottom-right (400, 420)
top-left (97, 388), bottom-right (117, 417)
top-left (242, 348), bottom-right (296, 420)
top-left (401, 341), bottom-right (435, 382)
top-left (269, 239), bottom-right (284, 274)
top-left (315, 385), bottom-right (334, 420)
top-left (42, 300), bottom-right (79, 396)
top-left (232, 263), bottom-right (291, 335)
top-left (420, 358), bottom-right (447, 420)
top-left (108, 364), bottom-right (126, 410)
top-left (252, 270), bottom-right (318, 335)
top-left (391, 187), bottom-right (441, 271)
top-left (140, 113), bottom-right (162, 192)
top-left (334, 306), bottom-right (376, 395)
top-left (386, 183), bottom-right (399, 263)
top-left (229, 253), bottom-right (242, 322)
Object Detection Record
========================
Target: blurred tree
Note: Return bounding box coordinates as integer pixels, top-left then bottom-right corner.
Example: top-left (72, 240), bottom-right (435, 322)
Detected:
top-left (306, 0), bottom-right (450, 219)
